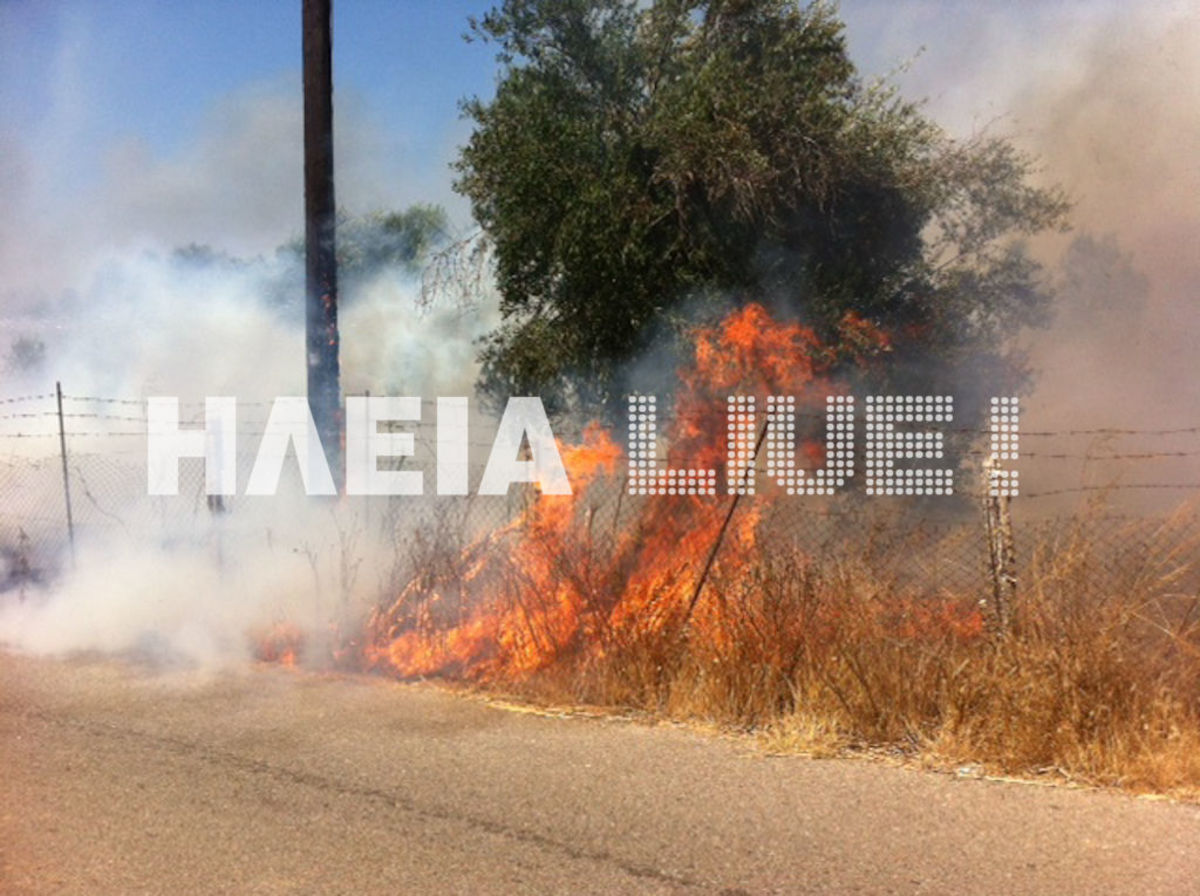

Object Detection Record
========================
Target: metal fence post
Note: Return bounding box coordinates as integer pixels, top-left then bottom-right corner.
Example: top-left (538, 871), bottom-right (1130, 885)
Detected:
top-left (55, 381), bottom-right (76, 566)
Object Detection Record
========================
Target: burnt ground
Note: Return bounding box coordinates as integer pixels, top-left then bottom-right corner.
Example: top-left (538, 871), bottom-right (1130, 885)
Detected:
top-left (1, 649), bottom-right (1197, 895)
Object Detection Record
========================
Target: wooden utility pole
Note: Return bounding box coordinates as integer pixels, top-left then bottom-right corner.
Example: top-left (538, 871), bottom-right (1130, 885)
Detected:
top-left (303, 0), bottom-right (342, 491)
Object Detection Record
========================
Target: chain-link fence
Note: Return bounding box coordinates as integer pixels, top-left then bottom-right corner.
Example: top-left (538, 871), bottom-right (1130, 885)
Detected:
top-left (2, 388), bottom-right (1198, 607)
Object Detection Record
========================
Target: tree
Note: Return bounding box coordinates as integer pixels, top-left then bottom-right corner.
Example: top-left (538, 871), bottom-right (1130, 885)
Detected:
top-left (332, 205), bottom-right (450, 287)
top-left (5, 336), bottom-right (46, 374)
top-left (264, 204), bottom-right (450, 309)
top-left (274, 204), bottom-right (450, 284)
top-left (455, 0), bottom-right (1069, 420)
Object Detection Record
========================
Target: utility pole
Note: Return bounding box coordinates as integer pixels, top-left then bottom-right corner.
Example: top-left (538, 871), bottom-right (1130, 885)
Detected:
top-left (303, 0), bottom-right (342, 491)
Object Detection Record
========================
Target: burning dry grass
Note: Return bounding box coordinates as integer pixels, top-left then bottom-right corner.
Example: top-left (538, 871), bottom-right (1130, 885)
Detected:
top-left (348, 304), bottom-right (1200, 798)
top-left (360, 498), bottom-right (1200, 799)
top-left (608, 508), bottom-right (1200, 798)
top-left (250, 620), bottom-right (306, 667)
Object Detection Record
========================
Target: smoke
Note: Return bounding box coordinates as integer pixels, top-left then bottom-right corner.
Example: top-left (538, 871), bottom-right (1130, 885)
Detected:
top-left (0, 67), bottom-right (500, 662)
top-left (1016, 10), bottom-right (1200, 353)
top-left (0, 233), bottom-right (501, 664)
top-left (4, 3), bottom-right (1198, 660)
top-left (2, 73), bottom-right (465, 307)
top-left (842, 2), bottom-right (1200, 508)
top-left (1004, 10), bottom-right (1200, 505)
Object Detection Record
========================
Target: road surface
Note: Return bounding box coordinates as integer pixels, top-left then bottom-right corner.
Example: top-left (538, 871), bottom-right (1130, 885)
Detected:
top-left (1, 650), bottom-right (1197, 894)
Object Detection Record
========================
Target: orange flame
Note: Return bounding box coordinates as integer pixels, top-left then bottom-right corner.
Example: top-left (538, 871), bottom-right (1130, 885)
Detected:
top-left (360, 303), bottom-right (883, 681)
top-left (252, 621), bottom-right (305, 667)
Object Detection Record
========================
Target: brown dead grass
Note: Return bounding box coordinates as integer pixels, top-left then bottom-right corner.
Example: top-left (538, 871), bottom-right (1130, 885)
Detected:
top-left (500, 504), bottom-right (1200, 800)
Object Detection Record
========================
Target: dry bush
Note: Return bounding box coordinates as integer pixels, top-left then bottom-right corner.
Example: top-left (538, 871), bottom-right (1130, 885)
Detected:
top-left (519, 504), bottom-right (1200, 797)
top-left (925, 507), bottom-right (1200, 793)
top-left (361, 489), bottom-right (1200, 797)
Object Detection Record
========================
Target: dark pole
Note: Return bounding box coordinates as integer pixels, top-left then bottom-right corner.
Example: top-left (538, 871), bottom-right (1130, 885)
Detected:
top-left (681, 421), bottom-right (769, 632)
top-left (303, 0), bottom-right (342, 491)
top-left (55, 382), bottom-right (76, 565)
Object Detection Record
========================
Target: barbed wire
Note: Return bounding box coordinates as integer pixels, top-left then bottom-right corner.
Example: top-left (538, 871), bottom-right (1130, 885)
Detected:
top-left (0, 431), bottom-right (152, 439)
top-left (961, 449), bottom-right (1200, 460)
top-left (3, 393), bottom-right (1194, 434)
top-left (3, 392), bottom-right (1200, 497)
top-left (60, 396), bottom-right (143, 406)
top-left (1018, 483), bottom-right (1200, 499)
top-left (4, 434), bottom-right (1199, 467)
top-left (0, 394), bottom-right (54, 405)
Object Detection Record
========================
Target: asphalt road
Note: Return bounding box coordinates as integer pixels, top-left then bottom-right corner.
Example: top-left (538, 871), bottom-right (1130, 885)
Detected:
top-left (1, 650), bottom-right (1197, 895)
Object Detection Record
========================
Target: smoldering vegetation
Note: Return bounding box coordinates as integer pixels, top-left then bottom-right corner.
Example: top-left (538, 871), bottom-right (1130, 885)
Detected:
top-left (2, 2), bottom-right (1199, 796)
top-left (0, 242), bottom-right (503, 666)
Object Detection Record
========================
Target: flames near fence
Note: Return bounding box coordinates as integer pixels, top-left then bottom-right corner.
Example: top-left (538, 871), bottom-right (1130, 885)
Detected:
top-left (4, 351), bottom-right (1200, 792)
top-left (2, 370), bottom-right (1199, 651)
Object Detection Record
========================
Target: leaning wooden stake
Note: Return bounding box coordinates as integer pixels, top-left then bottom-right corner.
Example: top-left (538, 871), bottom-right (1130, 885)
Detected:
top-left (681, 421), bottom-right (769, 630)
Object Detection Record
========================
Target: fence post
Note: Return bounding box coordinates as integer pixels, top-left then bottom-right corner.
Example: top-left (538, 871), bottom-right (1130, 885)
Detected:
top-left (682, 420), bottom-right (770, 632)
top-left (55, 381), bottom-right (76, 566)
top-left (981, 457), bottom-right (1016, 634)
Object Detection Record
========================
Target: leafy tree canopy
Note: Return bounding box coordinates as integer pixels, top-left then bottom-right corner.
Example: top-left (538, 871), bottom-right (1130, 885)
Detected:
top-left (278, 203), bottom-right (450, 288)
top-left (455, 0), bottom-right (1070, 420)
top-left (173, 204), bottom-right (451, 310)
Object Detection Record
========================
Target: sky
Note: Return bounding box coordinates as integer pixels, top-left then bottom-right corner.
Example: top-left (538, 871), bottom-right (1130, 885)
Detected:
top-left (0, 0), bottom-right (501, 290)
top-left (3, 0), bottom-right (1180, 275)
top-left (1, 0), bottom-right (1198, 442)
top-left (0, 1), bottom-right (494, 189)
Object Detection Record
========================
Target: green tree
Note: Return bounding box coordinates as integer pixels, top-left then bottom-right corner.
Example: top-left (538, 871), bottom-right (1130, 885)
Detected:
top-left (266, 203), bottom-right (450, 309)
top-left (169, 206), bottom-right (450, 313)
top-left (456, 0), bottom-right (1069, 419)
top-left (333, 204), bottom-right (450, 285)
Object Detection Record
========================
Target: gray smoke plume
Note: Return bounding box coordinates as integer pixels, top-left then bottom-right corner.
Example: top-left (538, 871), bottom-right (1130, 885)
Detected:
top-left (0, 74), bottom-right (498, 663)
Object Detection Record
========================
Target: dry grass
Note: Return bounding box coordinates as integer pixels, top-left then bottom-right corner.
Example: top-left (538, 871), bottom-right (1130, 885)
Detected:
top-left (357, 493), bottom-right (1200, 798)
top-left (492, 504), bottom-right (1200, 799)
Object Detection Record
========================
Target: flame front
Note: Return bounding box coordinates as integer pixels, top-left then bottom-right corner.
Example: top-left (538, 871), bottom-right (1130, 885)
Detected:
top-left (362, 303), bottom-right (890, 681)
top-left (253, 621), bottom-right (304, 667)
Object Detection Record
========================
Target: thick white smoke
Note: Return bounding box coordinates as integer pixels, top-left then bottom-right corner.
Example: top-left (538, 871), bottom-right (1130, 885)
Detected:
top-left (845, 2), bottom-right (1200, 511)
top-left (0, 26), bottom-right (504, 661)
top-left (4, 3), bottom-right (1197, 661)
top-left (0, 239), bottom-right (500, 664)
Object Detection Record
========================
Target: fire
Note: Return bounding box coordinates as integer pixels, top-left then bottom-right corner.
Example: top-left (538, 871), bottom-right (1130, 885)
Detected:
top-left (252, 621), bottom-right (305, 667)
top-left (361, 303), bottom-right (886, 681)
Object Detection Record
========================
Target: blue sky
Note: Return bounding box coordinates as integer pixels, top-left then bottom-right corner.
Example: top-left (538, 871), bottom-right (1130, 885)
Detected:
top-left (0, 1), bottom-right (1134, 210)
top-left (0, 0), bottom-right (1198, 446)
top-left (0, 1), bottom-right (1195, 300)
top-left (1, 1), bottom-right (497, 155)
top-left (1, 0), bottom-right (1088, 183)
top-left (0, 2), bottom-right (499, 224)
